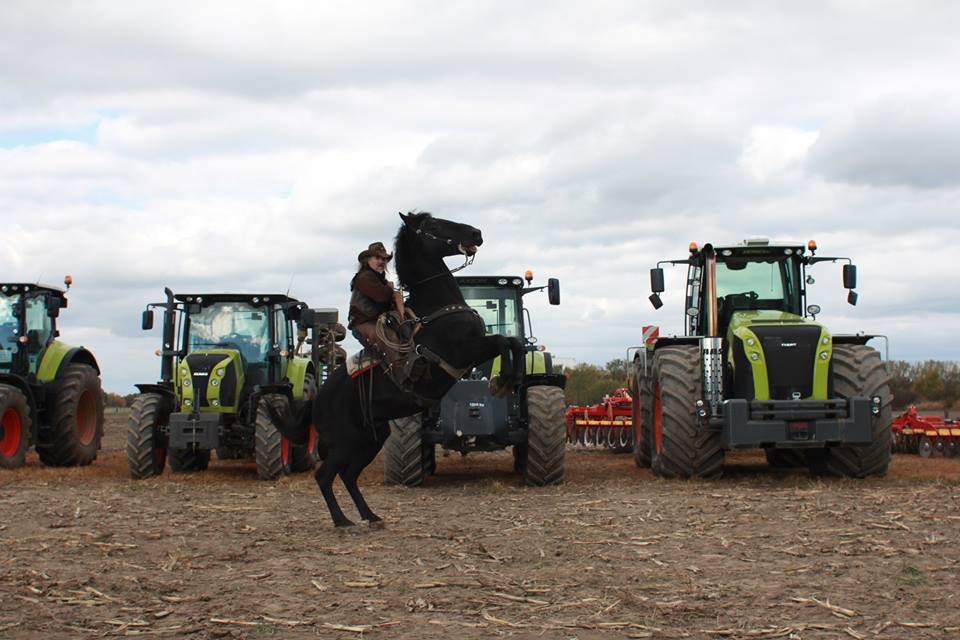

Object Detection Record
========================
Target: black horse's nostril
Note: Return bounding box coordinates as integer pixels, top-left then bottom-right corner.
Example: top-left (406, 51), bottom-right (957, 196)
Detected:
top-left (473, 230), bottom-right (483, 246)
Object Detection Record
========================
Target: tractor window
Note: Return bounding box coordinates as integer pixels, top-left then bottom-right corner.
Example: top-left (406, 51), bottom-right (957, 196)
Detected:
top-left (188, 302), bottom-right (271, 363)
top-left (273, 305), bottom-right (290, 349)
top-left (0, 295), bottom-right (19, 367)
top-left (715, 257), bottom-right (801, 316)
top-left (460, 286), bottom-right (521, 337)
top-left (25, 297), bottom-right (54, 371)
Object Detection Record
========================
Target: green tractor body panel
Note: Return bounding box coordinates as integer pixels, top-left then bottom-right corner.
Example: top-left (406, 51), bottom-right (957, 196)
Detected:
top-left (490, 350), bottom-right (549, 378)
top-left (285, 356), bottom-right (313, 401)
top-left (36, 340), bottom-right (74, 382)
top-left (726, 310), bottom-right (832, 401)
top-left (175, 349), bottom-right (244, 413)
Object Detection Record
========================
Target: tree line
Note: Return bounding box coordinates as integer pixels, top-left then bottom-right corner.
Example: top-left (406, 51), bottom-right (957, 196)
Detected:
top-left (560, 359), bottom-right (960, 411)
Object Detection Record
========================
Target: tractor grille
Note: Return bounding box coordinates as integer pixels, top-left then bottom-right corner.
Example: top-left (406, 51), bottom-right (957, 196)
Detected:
top-left (185, 353), bottom-right (237, 408)
top-left (751, 325), bottom-right (820, 400)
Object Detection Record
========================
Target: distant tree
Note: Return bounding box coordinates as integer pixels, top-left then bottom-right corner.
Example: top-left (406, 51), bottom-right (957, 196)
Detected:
top-left (885, 360), bottom-right (918, 408)
top-left (103, 392), bottom-right (127, 408)
top-left (912, 361), bottom-right (945, 403)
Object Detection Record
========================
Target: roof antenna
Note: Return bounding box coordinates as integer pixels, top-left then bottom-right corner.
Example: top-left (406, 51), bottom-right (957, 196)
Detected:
top-left (285, 274), bottom-right (295, 297)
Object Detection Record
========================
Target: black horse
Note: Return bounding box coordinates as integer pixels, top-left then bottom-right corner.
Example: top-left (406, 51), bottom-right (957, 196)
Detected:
top-left (276, 212), bottom-right (526, 527)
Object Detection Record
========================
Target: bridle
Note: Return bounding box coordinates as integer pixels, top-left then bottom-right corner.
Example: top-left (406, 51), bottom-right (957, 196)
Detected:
top-left (409, 227), bottom-right (477, 288)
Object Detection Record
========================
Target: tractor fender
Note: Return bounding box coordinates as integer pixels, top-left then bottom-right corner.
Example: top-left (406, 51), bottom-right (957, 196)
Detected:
top-left (521, 373), bottom-right (566, 391)
top-left (37, 341), bottom-right (100, 383)
top-left (832, 334), bottom-right (879, 346)
top-left (285, 356), bottom-right (315, 401)
top-left (650, 336), bottom-right (702, 351)
top-left (134, 383), bottom-right (176, 405)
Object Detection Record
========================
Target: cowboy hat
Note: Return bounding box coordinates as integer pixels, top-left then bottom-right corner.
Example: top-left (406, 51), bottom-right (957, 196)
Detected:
top-left (357, 242), bottom-right (393, 262)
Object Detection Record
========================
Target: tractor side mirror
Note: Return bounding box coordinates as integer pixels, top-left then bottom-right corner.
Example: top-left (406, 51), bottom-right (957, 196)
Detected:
top-left (141, 309), bottom-right (154, 331)
top-left (547, 278), bottom-right (560, 305)
top-left (46, 297), bottom-right (62, 318)
top-left (649, 293), bottom-right (663, 310)
top-left (843, 264), bottom-right (857, 289)
top-left (298, 308), bottom-right (315, 327)
top-left (651, 268), bottom-right (665, 293)
top-left (847, 290), bottom-right (858, 306)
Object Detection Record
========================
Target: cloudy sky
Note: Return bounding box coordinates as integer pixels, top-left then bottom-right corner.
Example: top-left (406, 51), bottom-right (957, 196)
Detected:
top-left (2, 1), bottom-right (958, 392)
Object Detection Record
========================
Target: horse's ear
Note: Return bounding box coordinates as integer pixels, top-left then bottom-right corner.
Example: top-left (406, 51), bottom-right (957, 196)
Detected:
top-left (399, 211), bottom-right (410, 224)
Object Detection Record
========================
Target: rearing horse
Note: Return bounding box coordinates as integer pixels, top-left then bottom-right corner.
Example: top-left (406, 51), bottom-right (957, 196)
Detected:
top-left (275, 212), bottom-right (526, 527)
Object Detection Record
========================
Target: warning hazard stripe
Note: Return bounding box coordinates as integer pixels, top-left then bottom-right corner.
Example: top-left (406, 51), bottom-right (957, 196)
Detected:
top-left (642, 325), bottom-right (659, 345)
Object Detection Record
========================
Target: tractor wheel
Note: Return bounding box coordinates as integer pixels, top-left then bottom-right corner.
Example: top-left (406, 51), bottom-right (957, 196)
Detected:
top-left (633, 366), bottom-right (653, 468)
top-left (0, 384), bottom-right (30, 469)
top-left (765, 448), bottom-right (806, 468)
top-left (384, 414), bottom-right (425, 486)
top-left (918, 436), bottom-right (934, 458)
top-left (289, 374), bottom-right (317, 473)
top-left (809, 345), bottom-right (892, 478)
top-left (37, 364), bottom-right (103, 466)
top-left (255, 394), bottom-right (293, 480)
top-left (523, 385), bottom-right (566, 486)
top-left (126, 393), bottom-right (170, 479)
top-left (650, 346), bottom-right (724, 479)
top-left (168, 447), bottom-right (211, 472)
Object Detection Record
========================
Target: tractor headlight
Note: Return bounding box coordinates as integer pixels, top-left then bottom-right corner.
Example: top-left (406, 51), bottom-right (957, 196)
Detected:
top-left (497, 278), bottom-right (507, 285)
top-left (822, 337), bottom-right (829, 345)
top-left (211, 379), bottom-right (219, 387)
top-left (212, 399), bottom-right (220, 407)
top-left (750, 352), bottom-right (759, 361)
top-left (184, 398), bottom-right (192, 406)
top-left (216, 368), bottom-right (225, 376)
top-left (819, 351), bottom-right (829, 360)
top-left (746, 338), bottom-right (755, 346)
top-left (182, 378), bottom-right (191, 387)
top-left (181, 369), bottom-right (188, 377)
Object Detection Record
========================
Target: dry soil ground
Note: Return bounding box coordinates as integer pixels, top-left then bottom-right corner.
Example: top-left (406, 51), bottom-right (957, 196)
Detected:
top-left (2, 414), bottom-right (960, 639)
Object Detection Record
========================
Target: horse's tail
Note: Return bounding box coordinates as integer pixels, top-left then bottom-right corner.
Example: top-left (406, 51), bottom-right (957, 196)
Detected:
top-left (264, 396), bottom-right (313, 446)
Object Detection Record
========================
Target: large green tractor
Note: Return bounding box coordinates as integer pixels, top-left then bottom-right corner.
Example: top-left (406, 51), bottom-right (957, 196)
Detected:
top-left (384, 273), bottom-right (566, 487)
top-left (128, 289), bottom-right (343, 480)
top-left (630, 238), bottom-right (891, 478)
top-left (0, 278), bottom-right (104, 469)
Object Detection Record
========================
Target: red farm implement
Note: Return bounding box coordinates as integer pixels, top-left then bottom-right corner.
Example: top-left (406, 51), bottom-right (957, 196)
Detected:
top-left (565, 388), bottom-right (634, 452)
top-left (892, 407), bottom-right (960, 458)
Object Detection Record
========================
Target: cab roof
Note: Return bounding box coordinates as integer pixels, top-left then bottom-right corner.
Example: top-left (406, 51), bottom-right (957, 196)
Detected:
top-left (455, 276), bottom-right (526, 288)
top-left (173, 293), bottom-right (301, 305)
top-left (0, 283), bottom-right (67, 297)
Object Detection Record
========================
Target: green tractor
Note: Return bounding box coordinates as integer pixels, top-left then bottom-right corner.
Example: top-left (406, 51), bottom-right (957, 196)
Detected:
top-left (128, 289), bottom-right (343, 480)
top-left (0, 278), bottom-right (104, 469)
top-left (384, 272), bottom-right (566, 486)
top-left (630, 238), bottom-right (891, 478)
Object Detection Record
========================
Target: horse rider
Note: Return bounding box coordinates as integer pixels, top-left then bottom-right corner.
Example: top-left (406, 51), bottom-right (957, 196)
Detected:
top-left (348, 242), bottom-right (405, 353)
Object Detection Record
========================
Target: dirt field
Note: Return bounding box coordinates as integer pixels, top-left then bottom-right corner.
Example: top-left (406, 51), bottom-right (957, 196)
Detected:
top-left (2, 415), bottom-right (960, 639)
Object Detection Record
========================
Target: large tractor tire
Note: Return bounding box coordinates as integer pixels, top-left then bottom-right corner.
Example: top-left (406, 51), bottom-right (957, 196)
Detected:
top-left (632, 364), bottom-right (653, 468)
top-left (289, 374), bottom-right (317, 473)
top-left (765, 448), bottom-right (806, 468)
top-left (127, 393), bottom-right (171, 478)
top-left (38, 364), bottom-right (103, 467)
top-left (808, 345), bottom-right (891, 478)
top-left (522, 385), bottom-right (566, 486)
top-left (255, 394), bottom-right (293, 480)
top-left (383, 414), bottom-right (426, 486)
top-left (0, 384), bottom-right (30, 469)
top-left (650, 346), bottom-right (724, 479)
top-left (168, 447), bottom-right (211, 472)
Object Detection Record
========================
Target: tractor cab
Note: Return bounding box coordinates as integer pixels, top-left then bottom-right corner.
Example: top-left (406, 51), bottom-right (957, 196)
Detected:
top-left (457, 274), bottom-right (561, 378)
top-left (0, 282), bottom-right (67, 377)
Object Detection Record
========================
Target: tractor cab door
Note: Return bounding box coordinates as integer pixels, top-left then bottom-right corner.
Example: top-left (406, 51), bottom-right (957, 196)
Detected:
top-left (24, 296), bottom-right (55, 374)
top-left (271, 304), bottom-right (293, 381)
top-left (0, 294), bottom-right (22, 373)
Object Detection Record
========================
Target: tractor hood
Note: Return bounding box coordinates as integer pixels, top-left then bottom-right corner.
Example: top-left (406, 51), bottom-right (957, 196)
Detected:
top-left (175, 348), bottom-right (244, 413)
top-left (726, 310), bottom-right (832, 401)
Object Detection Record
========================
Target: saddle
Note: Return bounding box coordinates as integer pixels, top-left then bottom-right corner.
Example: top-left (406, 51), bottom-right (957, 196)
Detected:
top-left (346, 306), bottom-right (480, 393)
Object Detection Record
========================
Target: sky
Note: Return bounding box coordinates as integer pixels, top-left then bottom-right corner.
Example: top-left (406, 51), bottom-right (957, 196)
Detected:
top-left (1, 1), bottom-right (958, 393)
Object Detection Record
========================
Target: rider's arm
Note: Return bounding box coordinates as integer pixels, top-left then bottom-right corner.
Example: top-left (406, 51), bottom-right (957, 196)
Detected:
top-left (355, 270), bottom-right (395, 304)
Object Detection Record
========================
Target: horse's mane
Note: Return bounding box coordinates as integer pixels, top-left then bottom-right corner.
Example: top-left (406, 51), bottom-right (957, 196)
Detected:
top-left (394, 212), bottom-right (432, 288)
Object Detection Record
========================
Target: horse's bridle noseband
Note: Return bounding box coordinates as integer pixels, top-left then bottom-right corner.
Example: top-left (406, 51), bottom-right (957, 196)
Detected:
top-left (410, 226), bottom-right (477, 287)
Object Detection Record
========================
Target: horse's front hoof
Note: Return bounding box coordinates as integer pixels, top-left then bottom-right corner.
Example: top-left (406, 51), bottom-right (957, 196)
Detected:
top-left (365, 519), bottom-right (386, 530)
top-left (334, 520), bottom-right (357, 531)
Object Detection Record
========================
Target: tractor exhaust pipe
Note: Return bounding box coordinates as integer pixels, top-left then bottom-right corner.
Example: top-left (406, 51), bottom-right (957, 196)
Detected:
top-left (703, 244), bottom-right (719, 337)
top-left (160, 287), bottom-right (176, 384)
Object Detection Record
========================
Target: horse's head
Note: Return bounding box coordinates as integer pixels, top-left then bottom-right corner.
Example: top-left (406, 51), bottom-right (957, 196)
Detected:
top-left (399, 211), bottom-right (483, 259)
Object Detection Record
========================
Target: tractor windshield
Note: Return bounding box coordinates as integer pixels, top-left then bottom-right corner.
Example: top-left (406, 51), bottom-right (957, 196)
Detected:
top-left (461, 286), bottom-right (521, 337)
top-left (187, 302), bottom-right (271, 363)
top-left (715, 255), bottom-right (801, 319)
top-left (0, 295), bottom-right (19, 367)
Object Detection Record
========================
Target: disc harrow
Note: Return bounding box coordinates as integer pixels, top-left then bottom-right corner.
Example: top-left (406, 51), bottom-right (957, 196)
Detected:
top-left (565, 388), bottom-right (633, 452)
top-left (892, 406), bottom-right (960, 458)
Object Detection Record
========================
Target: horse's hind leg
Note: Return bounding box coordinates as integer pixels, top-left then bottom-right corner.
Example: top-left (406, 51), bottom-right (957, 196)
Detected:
top-left (340, 434), bottom-right (386, 525)
top-left (315, 446), bottom-right (354, 528)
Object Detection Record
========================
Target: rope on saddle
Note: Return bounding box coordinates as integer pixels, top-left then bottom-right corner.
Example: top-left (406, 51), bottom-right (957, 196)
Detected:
top-left (375, 308), bottom-right (418, 354)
